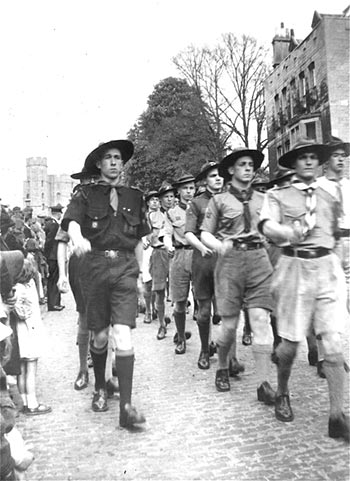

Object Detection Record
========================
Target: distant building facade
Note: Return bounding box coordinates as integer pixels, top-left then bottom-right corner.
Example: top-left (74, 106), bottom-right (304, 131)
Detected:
top-left (23, 157), bottom-right (76, 216)
top-left (264, 11), bottom-right (350, 175)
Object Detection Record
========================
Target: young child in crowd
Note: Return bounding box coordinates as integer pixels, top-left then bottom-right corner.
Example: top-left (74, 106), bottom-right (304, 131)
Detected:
top-left (13, 259), bottom-right (51, 416)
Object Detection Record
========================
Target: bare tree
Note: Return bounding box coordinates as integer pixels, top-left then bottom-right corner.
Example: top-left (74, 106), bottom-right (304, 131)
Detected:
top-left (173, 34), bottom-right (270, 154)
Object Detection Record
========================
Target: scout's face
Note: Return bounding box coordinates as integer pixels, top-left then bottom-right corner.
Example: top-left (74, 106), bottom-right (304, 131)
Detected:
top-left (160, 192), bottom-right (175, 210)
top-left (97, 148), bottom-right (123, 181)
top-left (293, 151), bottom-right (319, 182)
top-left (178, 182), bottom-right (195, 203)
top-left (148, 196), bottom-right (160, 212)
top-left (205, 168), bottom-right (223, 193)
top-left (228, 156), bottom-right (254, 184)
top-left (328, 148), bottom-right (347, 175)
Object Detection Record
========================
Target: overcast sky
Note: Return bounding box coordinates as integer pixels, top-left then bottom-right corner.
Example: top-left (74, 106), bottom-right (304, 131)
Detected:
top-left (0, 0), bottom-right (347, 205)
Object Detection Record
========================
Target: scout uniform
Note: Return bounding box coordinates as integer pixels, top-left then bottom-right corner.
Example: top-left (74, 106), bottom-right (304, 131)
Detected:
top-left (260, 139), bottom-right (349, 442)
top-left (201, 148), bottom-right (275, 404)
top-left (62, 140), bottom-right (150, 428)
top-left (185, 162), bottom-right (221, 369)
top-left (163, 173), bottom-right (195, 354)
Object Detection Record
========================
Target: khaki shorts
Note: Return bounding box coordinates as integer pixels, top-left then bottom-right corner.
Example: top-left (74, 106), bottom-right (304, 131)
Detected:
top-left (150, 248), bottom-right (169, 291)
top-left (271, 253), bottom-right (347, 342)
top-left (169, 249), bottom-right (193, 302)
top-left (214, 247), bottom-right (274, 317)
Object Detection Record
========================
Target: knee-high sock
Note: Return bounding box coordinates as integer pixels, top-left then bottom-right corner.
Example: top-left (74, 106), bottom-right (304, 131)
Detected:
top-left (228, 329), bottom-right (237, 359)
top-left (174, 311), bottom-right (186, 340)
top-left (90, 342), bottom-right (108, 391)
top-left (197, 322), bottom-right (210, 352)
top-left (252, 344), bottom-right (272, 386)
top-left (276, 341), bottom-right (297, 395)
top-left (115, 350), bottom-right (134, 411)
top-left (323, 353), bottom-right (345, 417)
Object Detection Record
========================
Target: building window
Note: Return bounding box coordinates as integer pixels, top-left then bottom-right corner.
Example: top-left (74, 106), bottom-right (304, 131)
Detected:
top-left (289, 79), bottom-right (296, 118)
top-left (41, 180), bottom-right (44, 187)
top-left (41, 192), bottom-right (44, 199)
top-left (277, 145), bottom-right (283, 158)
top-left (26, 193), bottom-right (30, 199)
top-left (284, 139), bottom-right (290, 152)
top-left (274, 94), bottom-right (280, 116)
top-left (291, 126), bottom-right (300, 144)
top-left (306, 121), bottom-right (316, 140)
top-left (281, 87), bottom-right (287, 121)
top-left (299, 71), bottom-right (306, 97)
top-left (308, 62), bottom-right (316, 88)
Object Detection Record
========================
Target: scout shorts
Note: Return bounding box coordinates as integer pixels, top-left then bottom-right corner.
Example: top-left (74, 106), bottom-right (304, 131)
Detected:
top-left (271, 252), bottom-right (347, 342)
top-left (169, 248), bottom-right (193, 302)
top-left (214, 247), bottom-right (274, 317)
top-left (192, 249), bottom-right (217, 300)
top-left (79, 251), bottom-right (139, 332)
top-left (150, 248), bottom-right (169, 291)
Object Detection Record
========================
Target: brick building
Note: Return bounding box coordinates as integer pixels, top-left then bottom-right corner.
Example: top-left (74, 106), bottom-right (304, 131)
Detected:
top-left (23, 157), bottom-right (76, 216)
top-left (264, 10), bottom-right (350, 175)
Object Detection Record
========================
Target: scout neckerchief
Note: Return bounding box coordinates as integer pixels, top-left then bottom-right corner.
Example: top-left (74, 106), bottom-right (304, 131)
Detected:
top-left (97, 179), bottom-right (124, 213)
top-left (291, 177), bottom-right (318, 235)
top-left (228, 183), bottom-right (253, 233)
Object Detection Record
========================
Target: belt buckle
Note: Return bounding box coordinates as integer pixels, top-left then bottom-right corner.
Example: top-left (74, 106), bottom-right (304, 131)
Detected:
top-left (105, 250), bottom-right (118, 259)
top-left (240, 243), bottom-right (247, 251)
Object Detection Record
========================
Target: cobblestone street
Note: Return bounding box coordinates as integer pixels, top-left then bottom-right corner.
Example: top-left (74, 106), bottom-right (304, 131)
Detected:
top-left (18, 291), bottom-right (349, 481)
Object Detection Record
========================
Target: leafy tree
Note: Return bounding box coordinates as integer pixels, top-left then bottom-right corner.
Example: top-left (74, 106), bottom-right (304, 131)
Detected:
top-left (126, 77), bottom-right (219, 190)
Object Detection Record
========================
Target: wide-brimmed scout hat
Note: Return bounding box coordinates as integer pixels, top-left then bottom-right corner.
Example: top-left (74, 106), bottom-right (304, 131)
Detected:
top-left (278, 138), bottom-right (328, 168)
top-left (219, 148), bottom-right (264, 182)
top-left (270, 167), bottom-right (295, 186)
top-left (0, 250), bottom-right (24, 285)
top-left (50, 203), bottom-right (63, 213)
top-left (172, 173), bottom-right (196, 189)
top-left (326, 136), bottom-right (350, 157)
top-left (145, 190), bottom-right (160, 202)
top-left (84, 140), bottom-right (134, 173)
top-left (195, 161), bottom-right (220, 183)
top-left (158, 181), bottom-right (176, 197)
top-left (71, 166), bottom-right (100, 180)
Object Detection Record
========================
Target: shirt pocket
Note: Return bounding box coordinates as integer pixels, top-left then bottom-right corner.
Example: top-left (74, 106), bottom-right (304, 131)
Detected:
top-left (219, 209), bottom-right (241, 229)
top-left (121, 210), bottom-right (140, 236)
top-left (284, 208), bottom-right (306, 223)
top-left (85, 205), bottom-right (109, 231)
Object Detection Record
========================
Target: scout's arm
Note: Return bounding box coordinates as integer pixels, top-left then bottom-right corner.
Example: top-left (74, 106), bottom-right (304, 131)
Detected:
top-left (185, 200), bottom-right (213, 257)
top-left (67, 221), bottom-right (91, 256)
top-left (200, 197), bottom-right (232, 256)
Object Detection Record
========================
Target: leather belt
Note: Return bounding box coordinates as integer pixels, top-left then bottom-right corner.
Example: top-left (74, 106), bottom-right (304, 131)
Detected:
top-left (91, 249), bottom-right (134, 259)
top-left (174, 245), bottom-right (193, 250)
top-left (232, 240), bottom-right (263, 251)
top-left (152, 245), bottom-right (165, 249)
top-left (282, 247), bottom-right (331, 259)
top-left (338, 229), bottom-right (350, 238)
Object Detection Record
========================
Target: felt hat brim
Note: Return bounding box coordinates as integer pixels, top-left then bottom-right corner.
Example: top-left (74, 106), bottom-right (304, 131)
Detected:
top-left (279, 143), bottom-right (328, 168)
top-left (219, 149), bottom-right (264, 182)
top-left (84, 140), bottom-right (134, 173)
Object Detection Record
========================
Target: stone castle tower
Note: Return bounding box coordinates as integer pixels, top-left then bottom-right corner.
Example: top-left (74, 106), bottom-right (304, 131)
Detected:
top-left (23, 157), bottom-right (76, 216)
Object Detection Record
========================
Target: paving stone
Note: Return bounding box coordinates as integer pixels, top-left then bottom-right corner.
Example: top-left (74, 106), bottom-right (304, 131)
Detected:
top-left (15, 292), bottom-right (350, 480)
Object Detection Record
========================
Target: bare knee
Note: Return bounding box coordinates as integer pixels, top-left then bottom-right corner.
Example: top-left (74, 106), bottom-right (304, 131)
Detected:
top-left (112, 325), bottom-right (133, 351)
top-left (249, 309), bottom-right (273, 345)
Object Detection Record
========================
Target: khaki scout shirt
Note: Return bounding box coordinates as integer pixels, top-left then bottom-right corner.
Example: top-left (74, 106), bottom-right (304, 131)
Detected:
top-left (185, 189), bottom-right (213, 238)
top-left (260, 184), bottom-right (337, 249)
top-left (164, 203), bottom-right (190, 246)
top-left (201, 189), bottom-right (265, 242)
top-left (148, 210), bottom-right (166, 247)
top-left (318, 176), bottom-right (350, 230)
